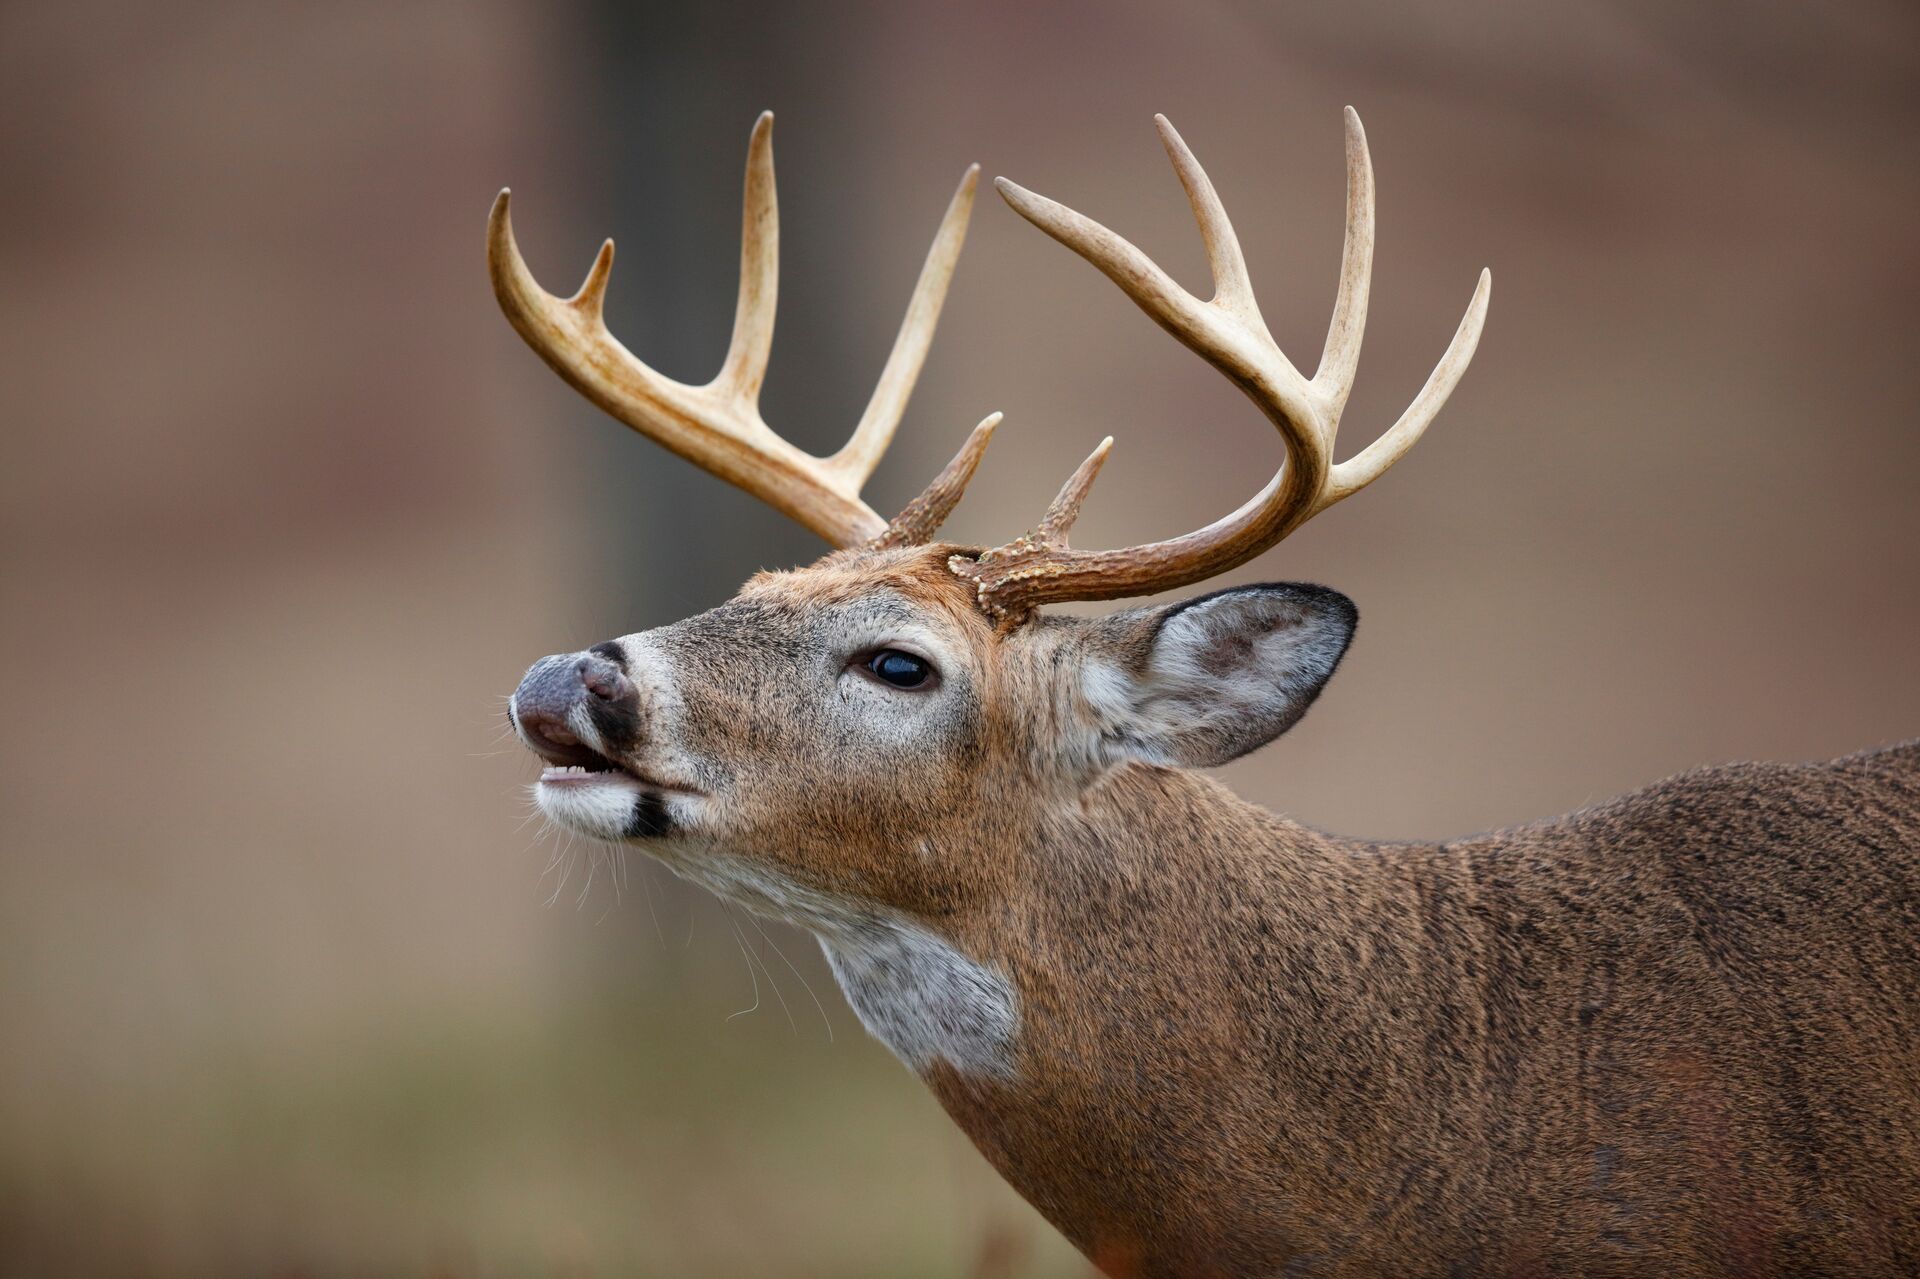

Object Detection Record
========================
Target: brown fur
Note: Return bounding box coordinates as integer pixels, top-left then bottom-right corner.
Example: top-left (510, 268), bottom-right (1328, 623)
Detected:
top-left (933, 749), bottom-right (1920, 1275)
top-left (520, 545), bottom-right (1920, 1276)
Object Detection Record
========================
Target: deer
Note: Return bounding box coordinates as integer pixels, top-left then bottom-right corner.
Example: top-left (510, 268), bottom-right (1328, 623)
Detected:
top-left (491, 110), bottom-right (1920, 1276)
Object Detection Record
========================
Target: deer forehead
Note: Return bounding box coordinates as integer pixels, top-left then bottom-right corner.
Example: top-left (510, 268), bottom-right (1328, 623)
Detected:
top-left (737, 545), bottom-right (991, 619)
top-left (641, 551), bottom-right (1002, 683)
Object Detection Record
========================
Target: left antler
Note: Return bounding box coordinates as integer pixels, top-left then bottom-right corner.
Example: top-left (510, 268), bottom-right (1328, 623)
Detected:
top-left (951, 109), bottom-right (1491, 617)
top-left (489, 111), bottom-right (984, 548)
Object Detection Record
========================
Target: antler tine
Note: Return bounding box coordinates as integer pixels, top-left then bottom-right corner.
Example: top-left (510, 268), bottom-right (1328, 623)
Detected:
top-left (869, 412), bottom-right (1001, 550)
top-left (1154, 115), bottom-right (1260, 327)
top-left (830, 164), bottom-right (981, 488)
top-left (714, 111), bottom-right (780, 406)
top-left (1313, 106), bottom-right (1376, 421)
top-left (575, 237), bottom-right (615, 321)
top-left (993, 157), bottom-right (1322, 473)
top-left (1037, 436), bottom-right (1114, 543)
top-left (995, 179), bottom-right (1222, 369)
top-left (489, 113), bottom-right (990, 550)
top-left (488, 189), bottom-right (733, 457)
top-left (1319, 267), bottom-right (1491, 512)
top-left (953, 110), bottom-right (1490, 618)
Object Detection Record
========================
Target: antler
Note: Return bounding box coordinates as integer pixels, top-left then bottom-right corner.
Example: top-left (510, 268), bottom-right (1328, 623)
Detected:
top-left (951, 109), bottom-right (1491, 617)
top-left (489, 111), bottom-right (983, 548)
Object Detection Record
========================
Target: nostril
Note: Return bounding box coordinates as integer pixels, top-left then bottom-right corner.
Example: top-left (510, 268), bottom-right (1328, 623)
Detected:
top-left (578, 656), bottom-right (634, 704)
top-left (530, 717), bottom-right (581, 748)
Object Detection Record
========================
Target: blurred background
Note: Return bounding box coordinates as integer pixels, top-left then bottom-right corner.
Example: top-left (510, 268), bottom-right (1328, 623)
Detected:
top-left (3, 0), bottom-right (1917, 1274)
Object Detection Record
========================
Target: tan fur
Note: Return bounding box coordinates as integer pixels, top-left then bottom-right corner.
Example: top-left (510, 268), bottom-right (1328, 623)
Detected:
top-left (519, 546), bottom-right (1920, 1276)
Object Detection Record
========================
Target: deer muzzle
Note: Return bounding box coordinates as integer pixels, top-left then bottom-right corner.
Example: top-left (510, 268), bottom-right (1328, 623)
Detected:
top-left (509, 649), bottom-right (639, 769)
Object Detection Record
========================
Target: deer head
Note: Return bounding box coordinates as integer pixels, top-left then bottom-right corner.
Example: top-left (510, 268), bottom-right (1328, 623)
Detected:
top-left (497, 109), bottom-right (1488, 1069)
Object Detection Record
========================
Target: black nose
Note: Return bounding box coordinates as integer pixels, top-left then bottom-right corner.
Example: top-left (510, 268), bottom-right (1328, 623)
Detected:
top-left (511, 651), bottom-right (637, 766)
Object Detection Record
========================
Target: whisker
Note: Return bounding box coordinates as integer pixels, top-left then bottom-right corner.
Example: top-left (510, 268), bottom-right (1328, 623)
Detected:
top-left (590, 840), bottom-right (623, 920)
top-left (746, 911), bottom-right (831, 1043)
top-left (639, 860), bottom-right (667, 948)
top-left (543, 831), bottom-right (580, 907)
top-left (537, 827), bottom-right (571, 879)
top-left (574, 844), bottom-right (600, 909)
top-left (724, 908), bottom-right (764, 1022)
top-left (735, 907), bottom-right (796, 1034)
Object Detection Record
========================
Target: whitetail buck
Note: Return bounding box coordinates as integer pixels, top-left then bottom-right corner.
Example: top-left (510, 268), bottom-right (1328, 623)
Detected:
top-left (493, 111), bottom-right (1920, 1276)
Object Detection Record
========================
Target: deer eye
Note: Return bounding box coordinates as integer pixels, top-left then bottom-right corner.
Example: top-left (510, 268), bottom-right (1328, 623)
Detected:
top-left (862, 648), bottom-right (936, 690)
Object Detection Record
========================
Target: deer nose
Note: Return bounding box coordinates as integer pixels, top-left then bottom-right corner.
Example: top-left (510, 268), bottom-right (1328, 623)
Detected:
top-left (578, 654), bottom-right (633, 703)
top-left (510, 651), bottom-right (635, 766)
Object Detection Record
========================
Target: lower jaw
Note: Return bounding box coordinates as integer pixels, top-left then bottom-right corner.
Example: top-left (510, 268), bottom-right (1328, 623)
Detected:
top-left (535, 773), bottom-right (671, 840)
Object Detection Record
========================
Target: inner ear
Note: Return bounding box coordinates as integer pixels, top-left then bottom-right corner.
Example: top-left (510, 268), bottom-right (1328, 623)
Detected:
top-left (1093, 583), bottom-right (1358, 769)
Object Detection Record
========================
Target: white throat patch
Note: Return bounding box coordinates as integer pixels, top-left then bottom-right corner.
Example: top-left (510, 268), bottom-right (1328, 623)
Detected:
top-left (818, 923), bottom-right (1018, 1079)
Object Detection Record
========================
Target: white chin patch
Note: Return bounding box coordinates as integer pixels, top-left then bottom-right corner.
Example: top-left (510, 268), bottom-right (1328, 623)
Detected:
top-left (534, 769), bottom-right (654, 839)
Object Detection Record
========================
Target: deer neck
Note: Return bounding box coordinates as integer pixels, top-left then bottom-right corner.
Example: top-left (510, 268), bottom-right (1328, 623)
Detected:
top-left (816, 914), bottom-right (1021, 1080)
top-left (911, 762), bottom-right (1430, 1261)
top-left (808, 762), bottom-right (1388, 1090)
top-left (988, 761), bottom-right (1386, 1058)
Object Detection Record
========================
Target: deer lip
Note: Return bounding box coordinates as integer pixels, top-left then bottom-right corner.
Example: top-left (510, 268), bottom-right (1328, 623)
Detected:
top-left (537, 751), bottom-right (701, 796)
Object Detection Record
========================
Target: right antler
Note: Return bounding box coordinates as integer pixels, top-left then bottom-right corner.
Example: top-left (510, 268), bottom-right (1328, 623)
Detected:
top-left (489, 111), bottom-right (983, 549)
top-left (951, 109), bottom-right (1491, 618)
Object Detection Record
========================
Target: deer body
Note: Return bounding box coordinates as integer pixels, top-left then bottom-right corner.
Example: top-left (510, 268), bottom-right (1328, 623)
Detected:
top-left (922, 744), bottom-right (1920, 1274)
top-left (493, 111), bottom-right (1920, 1273)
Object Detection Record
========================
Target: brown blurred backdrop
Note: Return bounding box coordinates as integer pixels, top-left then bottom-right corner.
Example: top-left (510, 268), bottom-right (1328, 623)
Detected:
top-left (2, 1), bottom-right (1917, 1274)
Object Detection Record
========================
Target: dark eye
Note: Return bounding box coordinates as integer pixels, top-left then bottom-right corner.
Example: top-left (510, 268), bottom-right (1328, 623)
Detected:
top-left (863, 648), bottom-right (935, 690)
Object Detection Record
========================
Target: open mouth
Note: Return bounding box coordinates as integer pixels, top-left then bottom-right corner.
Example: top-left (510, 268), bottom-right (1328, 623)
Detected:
top-left (526, 731), bottom-right (631, 785)
top-left (533, 745), bottom-right (700, 797)
top-left (539, 759), bottom-right (625, 786)
top-left (530, 746), bottom-right (686, 841)
top-left (532, 731), bottom-right (623, 783)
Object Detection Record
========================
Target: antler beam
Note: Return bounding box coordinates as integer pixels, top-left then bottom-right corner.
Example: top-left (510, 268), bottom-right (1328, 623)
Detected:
top-left (489, 112), bottom-right (981, 548)
top-left (951, 109), bottom-right (1491, 616)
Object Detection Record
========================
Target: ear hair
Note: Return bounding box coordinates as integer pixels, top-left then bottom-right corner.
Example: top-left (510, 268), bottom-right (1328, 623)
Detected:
top-left (1083, 583), bottom-right (1357, 770)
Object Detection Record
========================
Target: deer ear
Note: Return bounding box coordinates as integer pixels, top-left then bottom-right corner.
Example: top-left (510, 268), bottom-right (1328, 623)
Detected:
top-left (1082, 584), bottom-right (1357, 769)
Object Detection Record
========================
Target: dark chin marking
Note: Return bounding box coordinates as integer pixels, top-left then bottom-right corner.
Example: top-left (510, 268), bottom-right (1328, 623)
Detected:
top-left (626, 790), bottom-right (673, 839)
